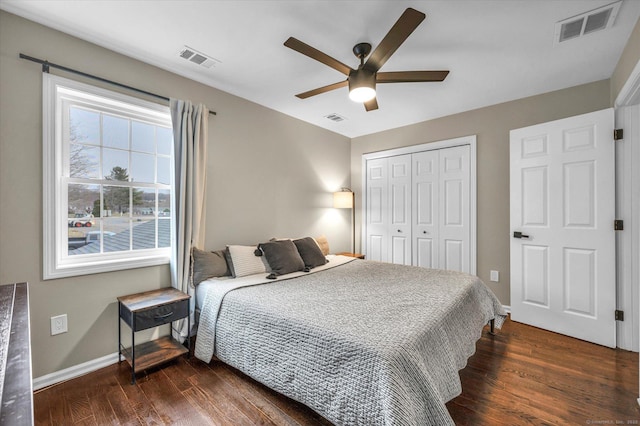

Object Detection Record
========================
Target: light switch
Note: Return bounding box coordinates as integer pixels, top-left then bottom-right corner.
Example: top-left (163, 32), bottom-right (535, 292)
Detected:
top-left (490, 270), bottom-right (499, 282)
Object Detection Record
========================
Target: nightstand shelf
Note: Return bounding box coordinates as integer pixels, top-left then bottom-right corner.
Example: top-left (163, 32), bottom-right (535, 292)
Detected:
top-left (120, 336), bottom-right (188, 373)
top-left (117, 288), bottom-right (190, 384)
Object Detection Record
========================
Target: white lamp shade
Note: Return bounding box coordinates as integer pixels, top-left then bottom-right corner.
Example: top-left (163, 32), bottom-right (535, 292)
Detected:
top-left (348, 86), bottom-right (376, 102)
top-left (333, 191), bottom-right (353, 209)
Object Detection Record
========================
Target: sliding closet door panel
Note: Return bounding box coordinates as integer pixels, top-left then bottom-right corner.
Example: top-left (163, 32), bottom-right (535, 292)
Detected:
top-left (439, 145), bottom-right (470, 272)
top-left (366, 158), bottom-right (388, 262)
top-left (389, 155), bottom-right (412, 265)
top-left (412, 150), bottom-right (439, 268)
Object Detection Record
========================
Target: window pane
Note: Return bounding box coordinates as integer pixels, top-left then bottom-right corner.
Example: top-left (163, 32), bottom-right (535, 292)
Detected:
top-left (103, 218), bottom-right (131, 253)
top-left (67, 184), bottom-right (99, 255)
top-left (158, 218), bottom-right (170, 248)
top-left (158, 189), bottom-right (171, 218)
top-left (132, 121), bottom-right (155, 153)
top-left (131, 152), bottom-right (155, 183)
top-left (103, 185), bottom-right (130, 216)
top-left (103, 149), bottom-right (129, 180)
top-left (68, 219), bottom-right (102, 256)
top-left (70, 107), bottom-right (99, 145)
top-left (69, 144), bottom-right (100, 179)
top-left (133, 219), bottom-right (156, 250)
top-left (103, 114), bottom-right (129, 149)
top-left (133, 188), bottom-right (155, 217)
top-left (157, 156), bottom-right (171, 185)
top-left (157, 126), bottom-right (173, 155)
top-left (68, 183), bottom-right (99, 219)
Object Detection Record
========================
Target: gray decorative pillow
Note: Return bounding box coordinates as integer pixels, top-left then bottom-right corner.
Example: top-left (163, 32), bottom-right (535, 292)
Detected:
top-left (294, 237), bottom-right (328, 269)
top-left (192, 247), bottom-right (231, 285)
top-left (258, 239), bottom-right (305, 275)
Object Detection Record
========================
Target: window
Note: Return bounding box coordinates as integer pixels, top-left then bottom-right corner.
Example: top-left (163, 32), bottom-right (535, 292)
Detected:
top-left (43, 74), bottom-right (173, 279)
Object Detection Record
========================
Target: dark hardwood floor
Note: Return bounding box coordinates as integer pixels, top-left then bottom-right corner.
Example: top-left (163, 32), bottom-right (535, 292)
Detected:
top-left (34, 317), bottom-right (639, 425)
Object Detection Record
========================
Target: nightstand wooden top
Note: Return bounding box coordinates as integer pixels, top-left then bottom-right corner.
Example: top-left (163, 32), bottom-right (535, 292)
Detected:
top-left (336, 252), bottom-right (365, 259)
top-left (117, 288), bottom-right (189, 312)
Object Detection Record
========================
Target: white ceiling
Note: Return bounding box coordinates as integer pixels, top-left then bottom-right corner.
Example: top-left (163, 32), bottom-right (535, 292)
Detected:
top-left (2, 0), bottom-right (639, 138)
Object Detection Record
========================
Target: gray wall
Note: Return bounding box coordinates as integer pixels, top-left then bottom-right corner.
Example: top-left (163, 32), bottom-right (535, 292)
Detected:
top-left (351, 80), bottom-right (611, 304)
top-left (612, 17), bottom-right (640, 104)
top-left (0, 11), bottom-right (351, 378)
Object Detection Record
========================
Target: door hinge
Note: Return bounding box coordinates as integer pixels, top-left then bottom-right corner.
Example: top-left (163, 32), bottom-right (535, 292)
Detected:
top-left (615, 310), bottom-right (624, 321)
top-left (614, 129), bottom-right (624, 140)
top-left (614, 219), bottom-right (624, 231)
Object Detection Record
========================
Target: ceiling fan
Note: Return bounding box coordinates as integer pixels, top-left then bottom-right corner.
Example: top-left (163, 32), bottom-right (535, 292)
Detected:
top-left (284, 7), bottom-right (449, 112)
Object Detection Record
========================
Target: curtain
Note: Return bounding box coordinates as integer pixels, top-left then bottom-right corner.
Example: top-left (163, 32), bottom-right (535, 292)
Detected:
top-left (170, 99), bottom-right (209, 342)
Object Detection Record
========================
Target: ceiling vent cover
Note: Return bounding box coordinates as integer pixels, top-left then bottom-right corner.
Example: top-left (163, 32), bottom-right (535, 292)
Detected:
top-left (555, 1), bottom-right (621, 44)
top-left (325, 113), bottom-right (346, 122)
top-left (178, 46), bottom-right (221, 69)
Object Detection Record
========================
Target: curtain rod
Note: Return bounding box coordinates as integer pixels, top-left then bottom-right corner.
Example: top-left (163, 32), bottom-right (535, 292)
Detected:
top-left (19, 53), bottom-right (217, 116)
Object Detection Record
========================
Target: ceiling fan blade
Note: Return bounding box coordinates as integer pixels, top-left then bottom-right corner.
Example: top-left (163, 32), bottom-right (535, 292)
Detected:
top-left (377, 70), bottom-right (449, 83)
top-left (364, 97), bottom-right (379, 112)
top-left (285, 37), bottom-right (353, 76)
top-left (295, 80), bottom-right (349, 99)
top-left (363, 8), bottom-right (426, 73)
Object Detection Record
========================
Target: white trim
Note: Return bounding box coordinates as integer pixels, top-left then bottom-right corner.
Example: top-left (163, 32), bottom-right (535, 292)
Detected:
top-left (614, 104), bottom-right (640, 352)
top-left (502, 305), bottom-right (511, 314)
top-left (360, 135), bottom-right (477, 275)
top-left (615, 59), bottom-right (640, 108)
top-left (32, 352), bottom-right (119, 391)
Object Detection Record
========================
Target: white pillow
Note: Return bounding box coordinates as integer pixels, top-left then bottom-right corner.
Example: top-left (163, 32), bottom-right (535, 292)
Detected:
top-left (227, 245), bottom-right (269, 277)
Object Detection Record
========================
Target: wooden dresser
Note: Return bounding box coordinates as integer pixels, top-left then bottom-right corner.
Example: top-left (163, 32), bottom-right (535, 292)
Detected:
top-left (0, 282), bottom-right (33, 425)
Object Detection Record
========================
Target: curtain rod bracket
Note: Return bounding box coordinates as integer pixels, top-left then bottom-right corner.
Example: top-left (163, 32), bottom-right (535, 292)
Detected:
top-left (42, 61), bottom-right (50, 73)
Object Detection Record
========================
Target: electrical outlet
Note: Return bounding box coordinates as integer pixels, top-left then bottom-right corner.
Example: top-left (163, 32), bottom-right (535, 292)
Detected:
top-left (490, 270), bottom-right (499, 282)
top-left (51, 314), bottom-right (68, 335)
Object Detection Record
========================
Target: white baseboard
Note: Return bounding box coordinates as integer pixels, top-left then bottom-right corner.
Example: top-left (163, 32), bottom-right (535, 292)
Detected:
top-left (33, 352), bottom-right (119, 391)
top-left (502, 305), bottom-right (511, 314)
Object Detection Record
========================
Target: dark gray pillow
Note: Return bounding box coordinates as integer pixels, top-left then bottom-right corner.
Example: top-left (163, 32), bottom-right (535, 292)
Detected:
top-left (192, 247), bottom-right (231, 285)
top-left (294, 237), bottom-right (328, 269)
top-left (258, 239), bottom-right (305, 275)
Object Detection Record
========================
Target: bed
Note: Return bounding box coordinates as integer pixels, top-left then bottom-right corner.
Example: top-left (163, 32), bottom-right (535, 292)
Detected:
top-left (194, 249), bottom-right (506, 426)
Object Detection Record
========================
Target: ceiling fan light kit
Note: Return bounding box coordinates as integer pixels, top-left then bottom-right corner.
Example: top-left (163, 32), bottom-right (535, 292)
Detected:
top-left (284, 7), bottom-right (449, 112)
top-left (348, 69), bottom-right (376, 102)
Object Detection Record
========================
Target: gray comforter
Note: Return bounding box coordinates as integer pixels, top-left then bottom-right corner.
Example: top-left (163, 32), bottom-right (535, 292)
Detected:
top-left (195, 259), bottom-right (506, 425)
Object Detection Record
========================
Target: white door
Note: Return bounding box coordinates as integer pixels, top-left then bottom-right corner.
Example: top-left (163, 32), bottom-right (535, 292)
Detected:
top-left (510, 108), bottom-right (616, 347)
top-left (388, 155), bottom-right (412, 265)
top-left (366, 157), bottom-right (388, 262)
top-left (413, 150), bottom-right (439, 268)
top-left (439, 146), bottom-right (471, 273)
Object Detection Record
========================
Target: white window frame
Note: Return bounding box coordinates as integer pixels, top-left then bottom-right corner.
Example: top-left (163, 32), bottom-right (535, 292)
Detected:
top-left (43, 74), bottom-right (173, 280)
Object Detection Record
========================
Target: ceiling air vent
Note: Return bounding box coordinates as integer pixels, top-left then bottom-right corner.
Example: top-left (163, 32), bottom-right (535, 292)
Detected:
top-left (555, 1), bottom-right (621, 44)
top-left (178, 45), bottom-right (221, 69)
top-left (325, 113), bottom-right (346, 122)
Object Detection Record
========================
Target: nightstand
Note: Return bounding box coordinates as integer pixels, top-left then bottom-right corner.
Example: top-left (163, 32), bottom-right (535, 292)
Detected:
top-left (336, 252), bottom-right (365, 259)
top-left (117, 288), bottom-right (190, 384)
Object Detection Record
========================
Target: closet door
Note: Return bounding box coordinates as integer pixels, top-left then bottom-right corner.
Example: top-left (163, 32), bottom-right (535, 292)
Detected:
top-left (388, 155), bottom-right (412, 265)
top-left (412, 150), bottom-right (439, 268)
top-left (365, 157), bottom-right (388, 262)
top-left (439, 145), bottom-right (470, 272)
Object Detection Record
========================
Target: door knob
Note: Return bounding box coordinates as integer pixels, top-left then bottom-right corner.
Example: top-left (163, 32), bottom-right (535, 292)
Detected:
top-left (513, 231), bottom-right (530, 239)
top-left (423, 231), bottom-right (428, 234)
top-left (397, 229), bottom-right (402, 233)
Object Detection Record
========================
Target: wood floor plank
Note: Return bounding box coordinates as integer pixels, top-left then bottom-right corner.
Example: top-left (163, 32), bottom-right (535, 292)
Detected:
top-left (113, 363), bottom-right (164, 425)
top-left (138, 368), bottom-right (209, 425)
top-left (32, 318), bottom-right (640, 425)
top-left (187, 369), bottom-right (275, 426)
